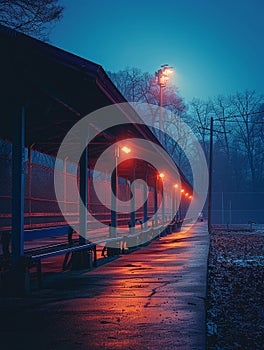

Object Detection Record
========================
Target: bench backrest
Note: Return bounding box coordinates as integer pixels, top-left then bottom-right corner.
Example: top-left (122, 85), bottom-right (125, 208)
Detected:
top-left (24, 225), bottom-right (70, 241)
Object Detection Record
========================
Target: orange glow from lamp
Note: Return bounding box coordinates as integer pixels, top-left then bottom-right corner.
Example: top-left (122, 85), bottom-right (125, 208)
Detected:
top-left (159, 172), bottom-right (165, 179)
top-left (121, 146), bottom-right (131, 154)
top-left (163, 68), bottom-right (174, 76)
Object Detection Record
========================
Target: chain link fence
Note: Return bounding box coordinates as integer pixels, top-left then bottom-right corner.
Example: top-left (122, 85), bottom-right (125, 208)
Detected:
top-left (210, 191), bottom-right (264, 225)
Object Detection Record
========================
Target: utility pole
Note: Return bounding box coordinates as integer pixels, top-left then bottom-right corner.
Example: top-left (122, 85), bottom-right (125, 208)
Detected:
top-left (208, 117), bottom-right (213, 234)
top-left (155, 65), bottom-right (174, 142)
top-left (202, 119), bottom-right (231, 234)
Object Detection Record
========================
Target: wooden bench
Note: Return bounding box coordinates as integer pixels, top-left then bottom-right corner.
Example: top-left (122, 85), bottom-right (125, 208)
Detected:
top-left (1, 219), bottom-right (188, 289)
top-left (24, 225), bottom-right (71, 241)
top-left (24, 236), bottom-right (124, 288)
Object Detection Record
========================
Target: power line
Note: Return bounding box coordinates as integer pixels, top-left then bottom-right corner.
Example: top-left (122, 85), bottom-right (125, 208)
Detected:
top-left (216, 119), bottom-right (264, 124)
top-left (215, 109), bottom-right (264, 123)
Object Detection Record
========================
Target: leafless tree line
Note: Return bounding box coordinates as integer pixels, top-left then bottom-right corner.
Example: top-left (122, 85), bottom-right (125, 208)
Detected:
top-left (109, 68), bottom-right (264, 192)
top-left (189, 92), bottom-right (264, 192)
top-left (0, 0), bottom-right (64, 40)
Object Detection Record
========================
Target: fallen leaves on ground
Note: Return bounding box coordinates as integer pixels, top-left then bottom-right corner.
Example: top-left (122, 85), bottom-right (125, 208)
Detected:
top-left (207, 229), bottom-right (264, 350)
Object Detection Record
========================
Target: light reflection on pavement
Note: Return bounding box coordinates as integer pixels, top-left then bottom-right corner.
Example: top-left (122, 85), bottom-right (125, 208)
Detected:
top-left (0, 222), bottom-right (209, 350)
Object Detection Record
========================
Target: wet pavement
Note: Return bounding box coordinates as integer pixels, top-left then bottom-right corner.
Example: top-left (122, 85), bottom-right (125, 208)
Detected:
top-left (0, 222), bottom-right (209, 350)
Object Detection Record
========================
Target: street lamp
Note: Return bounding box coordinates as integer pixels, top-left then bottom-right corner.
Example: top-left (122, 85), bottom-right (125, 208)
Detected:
top-left (173, 183), bottom-right (180, 221)
top-left (157, 172), bottom-right (165, 224)
top-left (155, 64), bottom-right (174, 141)
top-left (111, 144), bottom-right (131, 237)
top-left (121, 146), bottom-right (131, 154)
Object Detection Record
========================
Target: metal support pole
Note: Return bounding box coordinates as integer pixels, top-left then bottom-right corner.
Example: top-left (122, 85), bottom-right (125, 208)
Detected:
top-left (208, 117), bottom-right (214, 234)
top-left (71, 146), bottom-right (90, 270)
top-left (79, 147), bottom-right (88, 244)
top-left (88, 167), bottom-right (91, 213)
top-left (130, 161), bottom-right (136, 234)
top-left (229, 200), bottom-right (232, 226)
top-left (154, 180), bottom-right (158, 226)
top-left (110, 147), bottom-right (118, 237)
top-left (172, 190), bottom-right (176, 220)
top-left (12, 106), bottom-right (25, 269)
top-left (28, 144), bottom-right (34, 227)
top-left (174, 188), bottom-right (179, 222)
top-left (161, 184), bottom-right (165, 225)
top-left (179, 191), bottom-right (183, 221)
top-left (221, 191), bottom-right (224, 225)
top-left (143, 183), bottom-right (148, 230)
top-left (63, 157), bottom-right (68, 214)
top-left (159, 85), bottom-right (163, 142)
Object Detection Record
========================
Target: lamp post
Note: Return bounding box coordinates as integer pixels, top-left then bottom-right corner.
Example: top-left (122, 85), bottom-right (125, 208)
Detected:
top-left (155, 64), bottom-right (174, 141)
top-left (157, 172), bottom-right (165, 225)
top-left (111, 145), bottom-right (131, 237)
top-left (173, 184), bottom-right (179, 221)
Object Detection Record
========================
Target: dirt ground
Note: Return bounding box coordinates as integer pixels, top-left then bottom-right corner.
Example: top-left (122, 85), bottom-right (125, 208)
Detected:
top-left (207, 227), bottom-right (264, 349)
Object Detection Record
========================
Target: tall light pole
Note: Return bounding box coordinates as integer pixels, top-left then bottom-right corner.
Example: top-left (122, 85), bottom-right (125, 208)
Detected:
top-left (159, 172), bottom-right (165, 225)
top-left (111, 145), bottom-right (131, 237)
top-left (155, 65), bottom-right (174, 141)
top-left (173, 184), bottom-right (179, 221)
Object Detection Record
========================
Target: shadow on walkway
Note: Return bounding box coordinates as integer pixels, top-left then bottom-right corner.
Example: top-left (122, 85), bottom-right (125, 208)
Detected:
top-left (0, 222), bottom-right (209, 350)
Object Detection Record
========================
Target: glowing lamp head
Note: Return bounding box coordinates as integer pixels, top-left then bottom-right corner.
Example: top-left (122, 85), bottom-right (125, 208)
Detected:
top-left (159, 172), bottom-right (165, 179)
top-left (174, 184), bottom-right (179, 188)
top-left (156, 65), bottom-right (174, 87)
top-left (121, 146), bottom-right (131, 154)
top-left (163, 68), bottom-right (174, 76)
top-left (189, 195), bottom-right (192, 199)
top-left (181, 189), bottom-right (185, 193)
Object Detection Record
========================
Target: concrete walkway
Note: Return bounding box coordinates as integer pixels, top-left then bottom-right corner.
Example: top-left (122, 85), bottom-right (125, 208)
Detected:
top-left (0, 222), bottom-right (209, 350)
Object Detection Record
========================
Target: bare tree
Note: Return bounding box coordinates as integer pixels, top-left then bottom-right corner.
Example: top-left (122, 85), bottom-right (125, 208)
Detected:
top-left (108, 67), bottom-right (185, 109)
top-left (210, 96), bottom-right (232, 160)
top-left (229, 90), bottom-right (264, 190)
top-left (108, 67), bottom-right (193, 180)
top-left (108, 66), bottom-right (187, 132)
top-left (209, 95), bottom-right (235, 191)
top-left (0, 0), bottom-right (64, 40)
top-left (188, 98), bottom-right (212, 157)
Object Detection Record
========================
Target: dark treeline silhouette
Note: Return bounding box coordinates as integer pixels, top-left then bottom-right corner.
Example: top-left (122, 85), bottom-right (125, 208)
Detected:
top-left (109, 68), bottom-right (264, 223)
top-left (0, 0), bottom-right (64, 40)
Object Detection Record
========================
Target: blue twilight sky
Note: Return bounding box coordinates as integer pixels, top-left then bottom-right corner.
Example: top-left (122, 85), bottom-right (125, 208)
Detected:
top-left (50, 0), bottom-right (264, 101)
